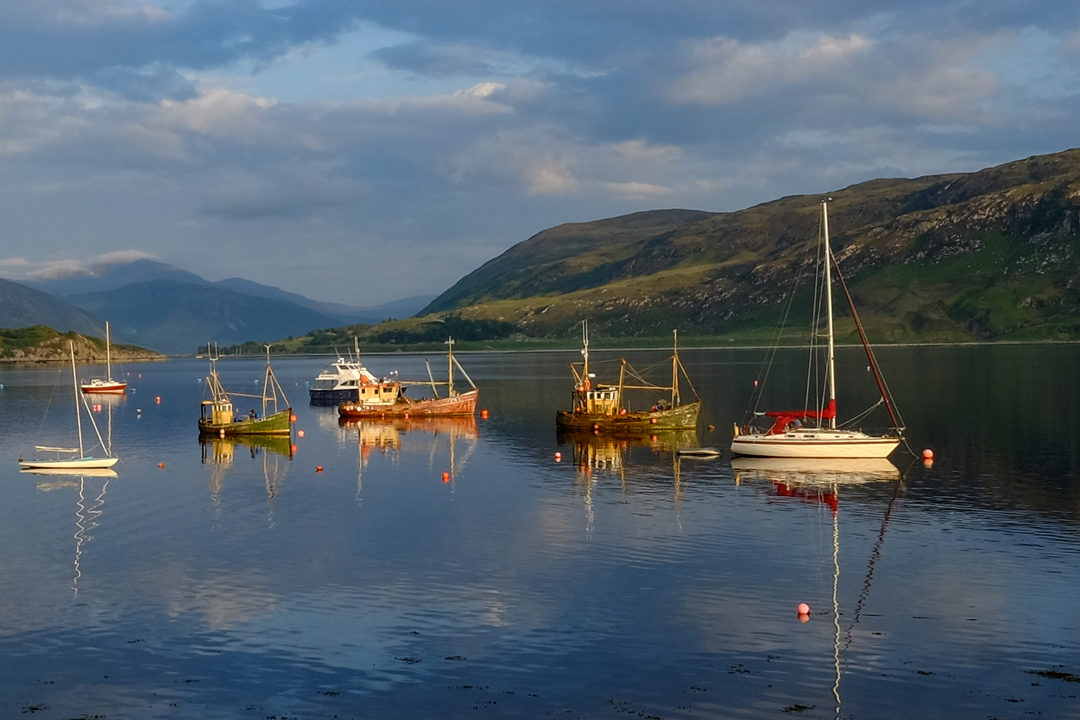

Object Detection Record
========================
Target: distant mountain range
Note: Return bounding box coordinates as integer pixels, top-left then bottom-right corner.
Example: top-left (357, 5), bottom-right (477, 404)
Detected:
top-left (1, 259), bottom-right (433, 353)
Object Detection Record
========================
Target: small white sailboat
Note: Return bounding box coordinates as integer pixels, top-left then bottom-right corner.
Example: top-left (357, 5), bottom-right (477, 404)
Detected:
top-left (20, 341), bottom-right (119, 470)
top-left (731, 199), bottom-right (905, 459)
top-left (80, 321), bottom-right (127, 394)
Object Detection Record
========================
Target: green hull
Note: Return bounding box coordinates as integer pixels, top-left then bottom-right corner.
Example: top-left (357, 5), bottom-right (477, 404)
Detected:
top-left (555, 400), bottom-right (701, 433)
top-left (198, 409), bottom-right (293, 436)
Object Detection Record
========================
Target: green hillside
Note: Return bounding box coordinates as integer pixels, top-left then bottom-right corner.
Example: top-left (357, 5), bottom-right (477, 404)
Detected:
top-left (276, 149), bottom-right (1080, 351)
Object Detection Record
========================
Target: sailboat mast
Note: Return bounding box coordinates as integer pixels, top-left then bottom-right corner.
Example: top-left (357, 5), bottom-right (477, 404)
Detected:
top-left (70, 341), bottom-right (85, 457)
top-left (822, 199), bottom-right (837, 430)
top-left (105, 321), bottom-right (112, 382)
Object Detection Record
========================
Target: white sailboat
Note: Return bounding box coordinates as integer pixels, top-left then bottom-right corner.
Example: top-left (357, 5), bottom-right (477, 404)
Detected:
top-left (731, 199), bottom-right (905, 459)
top-left (80, 321), bottom-right (127, 394)
top-left (20, 341), bottom-right (119, 470)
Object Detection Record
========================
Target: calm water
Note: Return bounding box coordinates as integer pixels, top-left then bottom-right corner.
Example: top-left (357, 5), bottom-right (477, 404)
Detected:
top-left (0, 345), bottom-right (1078, 719)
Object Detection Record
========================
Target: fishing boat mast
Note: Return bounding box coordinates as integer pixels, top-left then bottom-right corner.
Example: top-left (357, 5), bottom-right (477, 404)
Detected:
top-left (671, 329), bottom-right (680, 408)
top-left (447, 337), bottom-right (455, 396)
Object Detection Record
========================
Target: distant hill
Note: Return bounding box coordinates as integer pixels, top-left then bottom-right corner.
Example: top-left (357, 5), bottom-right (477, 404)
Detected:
top-left (0, 278), bottom-right (103, 337)
top-left (406, 148), bottom-right (1080, 344)
top-left (66, 281), bottom-right (360, 354)
top-left (0, 325), bottom-right (163, 363)
top-left (214, 278), bottom-right (432, 324)
top-left (12, 259), bottom-right (433, 354)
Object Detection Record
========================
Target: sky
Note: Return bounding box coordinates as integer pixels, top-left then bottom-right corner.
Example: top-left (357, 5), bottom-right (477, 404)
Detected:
top-left (0, 0), bottom-right (1077, 307)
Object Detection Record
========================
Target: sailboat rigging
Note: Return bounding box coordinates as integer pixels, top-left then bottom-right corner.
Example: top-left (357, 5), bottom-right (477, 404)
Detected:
top-left (20, 341), bottom-right (119, 470)
top-left (731, 199), bottom-right (905, 458)
top-left (81, 321), bottom-right (127, 394)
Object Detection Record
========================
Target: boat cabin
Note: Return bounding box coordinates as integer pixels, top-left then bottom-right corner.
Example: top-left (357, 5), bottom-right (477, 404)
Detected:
top-left (572, 384), bottom-right (622, 416)
top-left (356, 382), bottom-right (406, 407)
top-left (201, 398), bottom-right (235, 425)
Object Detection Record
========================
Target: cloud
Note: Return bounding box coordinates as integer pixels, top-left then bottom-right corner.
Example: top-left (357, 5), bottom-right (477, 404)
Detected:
top-left (600, 181), bottom-right (673, 201)
top-left (1, 1), bottom-right (1078, 306)
top-left (25, 259), bottom-right (94, 280)
top-left (90, 250), bottom-right (159, 267)
top-left (668, 32), bottom-right (874, 106)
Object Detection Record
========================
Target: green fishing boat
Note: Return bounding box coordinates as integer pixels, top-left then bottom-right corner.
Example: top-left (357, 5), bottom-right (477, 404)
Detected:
top-left (555, 322), bottom-right (701, 433)
top-left (198, 345), bottom-right (293, 437)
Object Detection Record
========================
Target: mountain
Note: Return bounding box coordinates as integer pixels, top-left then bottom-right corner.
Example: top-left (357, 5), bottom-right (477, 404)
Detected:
top-left (0, 278), bottom-right (103, 336)
top-left (25, 258), bottom-right (207, 297)
top-left (15, 259), bottom-right (432, 354)
top-left (214, 278), bottom-right (432, 324)
top-left (410, 149), bottom-right (1080, 344)
top-left (66, 281), bottom-right (360, 354)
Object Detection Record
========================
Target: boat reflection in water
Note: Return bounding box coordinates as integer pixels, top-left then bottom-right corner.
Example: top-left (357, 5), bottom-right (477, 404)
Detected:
top-left (558, 429), bottom-right (704, 534)
top-left (559, 428), bottom-right (701, 478)
top-left (729, 455), bottom-right (903, 717)
top-left (26, 468), bottom-right (117, 597)
top-left (200, 434), bottom-right (294, 509)
top-left (339, 415), bottom-right (479, 495)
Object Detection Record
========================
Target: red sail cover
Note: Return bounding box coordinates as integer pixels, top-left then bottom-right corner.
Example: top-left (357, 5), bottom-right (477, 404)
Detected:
top-left (763, 400), bottom-right (836, 435)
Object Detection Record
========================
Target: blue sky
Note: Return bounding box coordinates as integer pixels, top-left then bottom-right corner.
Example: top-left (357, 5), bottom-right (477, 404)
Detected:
top-left (1, 0), bottom-right (1077, 306)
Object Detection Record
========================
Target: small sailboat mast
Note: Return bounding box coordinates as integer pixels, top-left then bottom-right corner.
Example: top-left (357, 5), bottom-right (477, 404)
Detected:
top-left (70, 342), bottom-right (85, 459)
top-left (105, 321), bottom-right (113, 383)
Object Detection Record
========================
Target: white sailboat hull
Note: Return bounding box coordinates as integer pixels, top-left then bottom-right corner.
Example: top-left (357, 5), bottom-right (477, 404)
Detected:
top-left (731, 429), bottom-right (900, 459)
top-left (20, 456), bottom-right (119, 470)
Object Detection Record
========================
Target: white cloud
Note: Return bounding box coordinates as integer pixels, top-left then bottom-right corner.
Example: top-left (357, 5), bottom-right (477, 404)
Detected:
top-left (90, 249), bottom-right (159, 266)
top-left (527, 161), bottom-right (578, 195)
top-left (600, 181), bottom-right (672, 200)
top-left (159, 88), bottom-right (277, 136)
top-left (668, 32), bottom-right (874, 106)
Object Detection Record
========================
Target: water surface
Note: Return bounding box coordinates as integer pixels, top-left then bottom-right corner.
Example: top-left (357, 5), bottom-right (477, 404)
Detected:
top-left (0, 344), bottom-right (1077, 718)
